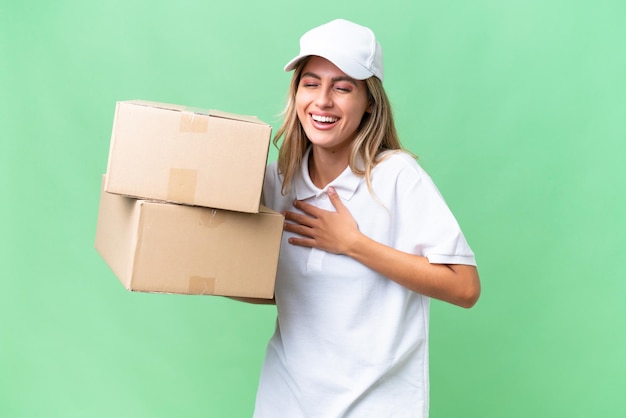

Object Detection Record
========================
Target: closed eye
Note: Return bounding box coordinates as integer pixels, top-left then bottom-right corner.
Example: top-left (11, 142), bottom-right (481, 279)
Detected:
top-left (334, 86), bottom-right (353, 93)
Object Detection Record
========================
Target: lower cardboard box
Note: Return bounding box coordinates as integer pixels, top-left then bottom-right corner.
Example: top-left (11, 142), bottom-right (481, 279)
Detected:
top-left (95, 179), bottom-right (283, 299)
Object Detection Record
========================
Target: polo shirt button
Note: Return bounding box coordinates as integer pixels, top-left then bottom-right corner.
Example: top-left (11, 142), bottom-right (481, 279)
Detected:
top-left (320, 193), bottom-right (328, 199)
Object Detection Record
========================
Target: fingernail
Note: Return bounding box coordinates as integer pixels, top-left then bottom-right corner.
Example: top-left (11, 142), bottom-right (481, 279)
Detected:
top-left (327, 186), bottom-right (336, 195)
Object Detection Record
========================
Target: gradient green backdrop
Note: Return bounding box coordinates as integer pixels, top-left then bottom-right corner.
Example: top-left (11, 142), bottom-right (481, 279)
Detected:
top-left (2, 1), bottom-right (624, 417)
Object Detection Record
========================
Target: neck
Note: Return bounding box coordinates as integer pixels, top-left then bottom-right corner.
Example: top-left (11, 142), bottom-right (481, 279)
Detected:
top-left (308, 146), bottom-right (349, 189)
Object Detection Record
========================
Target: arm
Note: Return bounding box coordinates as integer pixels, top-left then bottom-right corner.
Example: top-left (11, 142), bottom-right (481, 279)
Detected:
top-left (284, 187), bottom-right (481, 308)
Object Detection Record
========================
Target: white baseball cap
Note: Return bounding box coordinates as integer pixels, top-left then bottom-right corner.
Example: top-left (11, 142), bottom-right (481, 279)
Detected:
top-left (284, 19), bottom-right (384, 82)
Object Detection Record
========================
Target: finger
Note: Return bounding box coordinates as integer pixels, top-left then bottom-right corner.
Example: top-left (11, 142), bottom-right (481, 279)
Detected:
top-left (283, 210), bottom-right (317, 227)
top-left (327, 187), bottom-right (347, 213)
top-left (283, 221), bottom-right (315, 238)
top-left (287, 236), bottom-right (316, 248)
top-left (293, 199), bottom-right (324, 217)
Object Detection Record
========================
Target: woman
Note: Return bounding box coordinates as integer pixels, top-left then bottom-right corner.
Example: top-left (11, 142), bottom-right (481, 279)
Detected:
top-left (253, 19), bottom-right (480, 418)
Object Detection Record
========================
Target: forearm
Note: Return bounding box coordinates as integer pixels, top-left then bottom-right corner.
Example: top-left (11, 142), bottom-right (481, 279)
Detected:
top-left (346, 233), bottom-right (481, 308)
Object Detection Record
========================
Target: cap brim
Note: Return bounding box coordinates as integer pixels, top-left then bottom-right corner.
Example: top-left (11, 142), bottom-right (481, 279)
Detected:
top-left (283, 52), bottom-right (373, 80)
top-left (284, 55), bottom-right (307, 72)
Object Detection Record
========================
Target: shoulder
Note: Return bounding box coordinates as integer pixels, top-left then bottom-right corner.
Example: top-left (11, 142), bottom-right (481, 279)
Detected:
top-left (370, 150), bottom-right (447, 206)
top-left (373, 150), bottom-right (430, 183)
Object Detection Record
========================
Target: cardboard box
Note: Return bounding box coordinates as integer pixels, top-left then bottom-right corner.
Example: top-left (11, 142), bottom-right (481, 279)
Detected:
top-left (105, 100), bottom-right (272, 213)
top-left (95, 180), bottom-right (283, 299)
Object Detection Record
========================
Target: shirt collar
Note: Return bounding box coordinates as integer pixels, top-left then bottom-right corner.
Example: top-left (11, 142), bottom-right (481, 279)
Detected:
top-left (293, 147), bottom-right (363, 201)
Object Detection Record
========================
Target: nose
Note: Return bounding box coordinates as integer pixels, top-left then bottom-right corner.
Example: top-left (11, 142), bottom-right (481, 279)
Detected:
top-left (314, 86), bottom-right (333, 108)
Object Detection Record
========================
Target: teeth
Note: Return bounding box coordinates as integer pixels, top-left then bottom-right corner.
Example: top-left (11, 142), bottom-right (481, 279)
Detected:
top-left (312, 114), bottom-right (338, 123)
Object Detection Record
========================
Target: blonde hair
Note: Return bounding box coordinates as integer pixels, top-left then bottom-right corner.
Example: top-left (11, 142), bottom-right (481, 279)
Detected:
top-left (274, 58), bottom-right (405, 195)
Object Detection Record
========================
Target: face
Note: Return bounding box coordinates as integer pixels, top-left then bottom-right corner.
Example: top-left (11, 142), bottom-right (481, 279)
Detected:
top-left (295, 56), bottom-right (371, 155)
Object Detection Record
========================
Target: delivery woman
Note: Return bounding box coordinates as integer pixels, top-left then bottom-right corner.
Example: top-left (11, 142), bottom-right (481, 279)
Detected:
top-left (254, 18), bottom-right (481, 418)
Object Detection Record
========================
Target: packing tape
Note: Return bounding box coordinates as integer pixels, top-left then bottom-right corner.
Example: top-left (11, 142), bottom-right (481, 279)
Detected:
top-left (199, 208), bottom-right (225, 228)
top-left (189, 276), bottom-right (216, 295)
top-left (180, 111), bottom-right (209, 133)
top-left (167, 168), bottom-right (197, 203)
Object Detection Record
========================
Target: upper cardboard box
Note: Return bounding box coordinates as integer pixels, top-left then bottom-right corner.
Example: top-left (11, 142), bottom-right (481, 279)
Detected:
top-left (105, 100), bottom-right (272, 213)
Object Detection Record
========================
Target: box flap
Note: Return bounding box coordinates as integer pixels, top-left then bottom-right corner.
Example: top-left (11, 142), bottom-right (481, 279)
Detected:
top-left (122, 100), bottom-right (188, 112)
top-left (206, 109), bottom-right (268, 126)
top-left (119, 100), bottom-right (268, 126)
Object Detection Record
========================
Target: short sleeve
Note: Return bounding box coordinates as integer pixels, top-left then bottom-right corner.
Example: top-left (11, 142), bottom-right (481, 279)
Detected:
top-left (388, 154), bottom-right (476, 266)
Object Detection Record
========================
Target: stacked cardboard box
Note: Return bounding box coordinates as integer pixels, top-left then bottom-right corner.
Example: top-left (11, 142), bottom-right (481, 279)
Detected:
top-left (95, 100), bottom-right (283, 299)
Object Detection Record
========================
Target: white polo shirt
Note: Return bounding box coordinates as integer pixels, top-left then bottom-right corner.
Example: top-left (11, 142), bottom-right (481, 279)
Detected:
top-left (254, 148), bottom-right (476, 418)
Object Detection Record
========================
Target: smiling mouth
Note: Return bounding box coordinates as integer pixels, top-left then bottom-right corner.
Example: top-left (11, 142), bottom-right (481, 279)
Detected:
top-left (311, 114), bottom-right (339, 123)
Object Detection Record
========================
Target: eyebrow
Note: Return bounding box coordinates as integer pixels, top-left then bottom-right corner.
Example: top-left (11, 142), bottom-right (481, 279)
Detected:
top-left (301, 72), bottom-right (359, 86)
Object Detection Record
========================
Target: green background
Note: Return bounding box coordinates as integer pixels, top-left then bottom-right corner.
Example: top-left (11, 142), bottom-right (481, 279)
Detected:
top-left (2, 0), bottom-right (624, 417)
